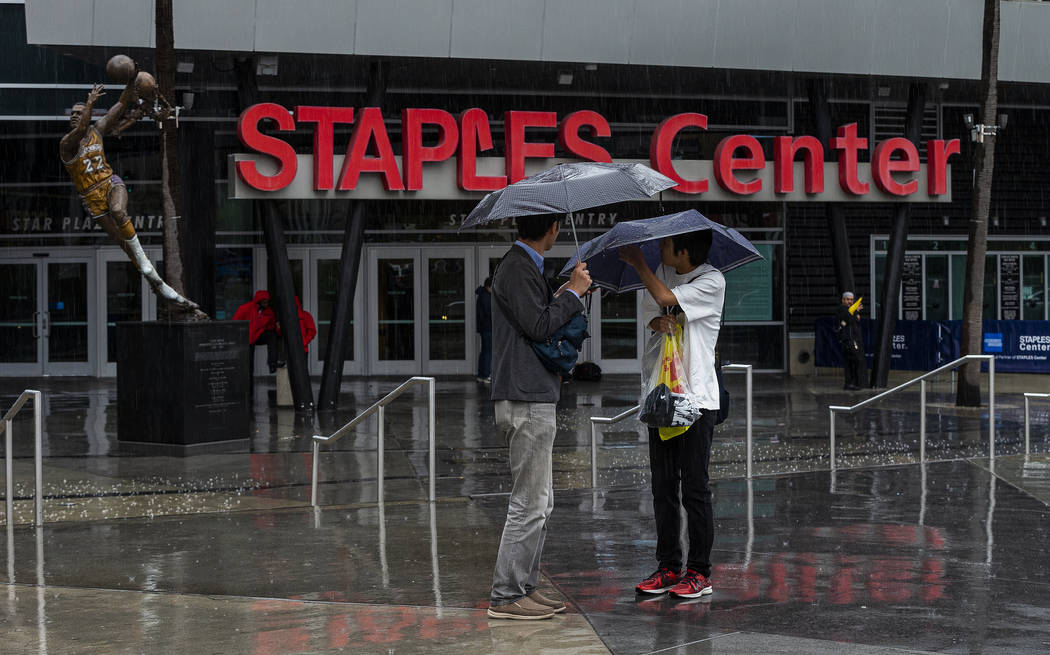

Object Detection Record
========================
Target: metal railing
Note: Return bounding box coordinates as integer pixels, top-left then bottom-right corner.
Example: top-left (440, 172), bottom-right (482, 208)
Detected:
top-left (589, 364), bottom-right (754, 485)
top-left (311, 377), bottom-right (436, 506)
top-left (828, 355), bottom-right (995, 470)
top-left (1, 390), bottom-right (44, 527)
top-left (1024, 393), bottom-right (1050, 456)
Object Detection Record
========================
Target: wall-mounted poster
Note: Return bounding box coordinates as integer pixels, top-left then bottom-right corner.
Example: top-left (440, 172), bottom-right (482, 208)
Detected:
top-left (1000, 254), bottom-right (1020, 320)
top-left (901, 254), bottom-right (923, 320)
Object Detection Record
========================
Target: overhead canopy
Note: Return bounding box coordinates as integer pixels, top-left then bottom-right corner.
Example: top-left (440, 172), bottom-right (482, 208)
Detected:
top-left (23, 0), bottom-right (1050, 85)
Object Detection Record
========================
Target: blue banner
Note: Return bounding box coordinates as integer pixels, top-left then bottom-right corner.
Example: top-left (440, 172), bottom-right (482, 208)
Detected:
top-left (817, 318), bottom-right (1050, 373)
top-left (815, 318), bottom-right (953, 370)
top-left (950, 321), bottom-right (1050, 373)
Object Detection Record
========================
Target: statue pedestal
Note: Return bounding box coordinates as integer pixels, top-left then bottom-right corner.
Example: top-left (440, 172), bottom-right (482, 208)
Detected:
top-left (116, 321), bottom-right (250, 455)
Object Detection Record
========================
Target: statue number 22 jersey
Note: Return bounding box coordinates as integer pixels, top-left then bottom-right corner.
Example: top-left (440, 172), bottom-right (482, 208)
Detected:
top-left (63, 128), bottom-right (113, 194)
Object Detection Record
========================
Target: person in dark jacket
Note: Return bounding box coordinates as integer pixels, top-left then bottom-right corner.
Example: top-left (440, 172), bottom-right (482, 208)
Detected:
top-left (836, 291), bottom-right (866, 390)
top-left (486, 214), bottom-right (591, 621)
top-left (233, 290), bottom-right (282, 373)
top-left (475, 277), bottom-right (493, 384)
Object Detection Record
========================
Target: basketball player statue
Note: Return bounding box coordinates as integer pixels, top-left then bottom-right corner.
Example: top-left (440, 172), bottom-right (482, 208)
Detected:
top-left (60, 56), bottom-right (205, 317)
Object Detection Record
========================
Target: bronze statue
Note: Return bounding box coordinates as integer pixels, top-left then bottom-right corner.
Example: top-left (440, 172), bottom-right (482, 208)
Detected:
top-left (60, 64), bottom-right (203, 317)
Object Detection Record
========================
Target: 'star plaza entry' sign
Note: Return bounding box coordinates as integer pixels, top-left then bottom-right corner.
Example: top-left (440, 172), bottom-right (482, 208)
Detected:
top-left (229, 105), bottom-right (957, 203)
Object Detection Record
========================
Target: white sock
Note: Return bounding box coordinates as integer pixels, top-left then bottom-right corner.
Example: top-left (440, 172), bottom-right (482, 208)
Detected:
top-left (125, 235), bottom-right (155, 277)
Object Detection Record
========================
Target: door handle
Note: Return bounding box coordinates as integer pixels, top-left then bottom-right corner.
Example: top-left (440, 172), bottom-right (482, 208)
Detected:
top-left (32, 311), bottom-right (39, 339)
top-left (41, 312), bottom-right (50, 337)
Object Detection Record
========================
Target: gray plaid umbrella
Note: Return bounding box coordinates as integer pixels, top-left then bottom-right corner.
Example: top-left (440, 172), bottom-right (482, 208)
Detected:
top-left (458, 162), bottom-right (677, 249)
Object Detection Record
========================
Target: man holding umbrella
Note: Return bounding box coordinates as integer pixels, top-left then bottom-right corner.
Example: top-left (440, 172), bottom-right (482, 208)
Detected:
top-left (486, 214), bottom-right (592, 620)
top-left (620, 230), bottom-right (725, 600)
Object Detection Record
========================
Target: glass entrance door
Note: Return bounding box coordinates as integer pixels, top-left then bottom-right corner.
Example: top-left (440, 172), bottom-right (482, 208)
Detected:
top-left (368, 248), bottom-right (421, 375)
top-left (366, 246), bottom-right (477, 376)
top-left (310, 249), bottom-right (364, 376)
top-left (0, 256), bottom-right (94, 376)
top-left (424, 247), bottom-right (473, 375)
top-left (0, 261), bottom-right (40, 375)
top-left (43, 258), bottom-right (94, 375)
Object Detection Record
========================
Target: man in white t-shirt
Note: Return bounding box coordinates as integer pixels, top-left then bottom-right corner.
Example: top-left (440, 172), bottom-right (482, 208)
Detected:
top-left (620, 229), bottom-right (725, 599)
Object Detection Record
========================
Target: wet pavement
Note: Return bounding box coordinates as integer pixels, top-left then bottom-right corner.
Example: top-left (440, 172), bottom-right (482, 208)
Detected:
top-left (2, 373), bottom-right (1050, 653)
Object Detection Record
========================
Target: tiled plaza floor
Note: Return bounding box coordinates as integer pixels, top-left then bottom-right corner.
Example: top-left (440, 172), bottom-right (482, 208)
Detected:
top-left (2, 373), bottom-right (1049, 653)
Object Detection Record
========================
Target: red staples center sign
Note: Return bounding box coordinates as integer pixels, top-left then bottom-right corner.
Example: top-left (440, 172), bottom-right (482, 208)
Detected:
top-left (229, 105), bottom-right (957, 202)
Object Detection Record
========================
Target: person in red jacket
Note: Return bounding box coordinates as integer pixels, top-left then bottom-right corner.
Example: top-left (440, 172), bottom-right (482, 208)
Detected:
top-left (295, 297), bottom-right (317, 353)
top-left (233, 290), bottom-right (283, 373)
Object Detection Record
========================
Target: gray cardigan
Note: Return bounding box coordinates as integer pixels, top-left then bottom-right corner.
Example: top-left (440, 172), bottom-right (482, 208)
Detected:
top-left (490, 244), bottom-right (584, 403)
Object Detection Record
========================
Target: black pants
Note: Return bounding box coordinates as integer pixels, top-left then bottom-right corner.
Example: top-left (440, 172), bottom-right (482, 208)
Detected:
top-left (477, 330), bottom-right (492, 378)
top-left (648, 410), bottom-right (716, 577)
top-left (253, 331), bottom-right (280, 371)
top-left (842, 344), bottom-right (866, 388)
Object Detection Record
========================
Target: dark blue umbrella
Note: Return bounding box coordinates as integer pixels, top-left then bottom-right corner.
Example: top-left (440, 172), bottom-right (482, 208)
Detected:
top-left (557, 210), bottom-right (764, 293)
top-left (458, 161), bottom-right (677, 250)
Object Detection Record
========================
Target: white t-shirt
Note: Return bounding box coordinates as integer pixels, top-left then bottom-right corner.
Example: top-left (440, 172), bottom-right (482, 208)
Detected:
top-left (641, 263), bottom-right (726, 410)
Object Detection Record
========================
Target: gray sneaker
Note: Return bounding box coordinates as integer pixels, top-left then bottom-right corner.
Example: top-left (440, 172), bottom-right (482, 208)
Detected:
top-left (486, 596), bottom-right (555, 620)
top-left (527, 590), bottom-right (566, 613)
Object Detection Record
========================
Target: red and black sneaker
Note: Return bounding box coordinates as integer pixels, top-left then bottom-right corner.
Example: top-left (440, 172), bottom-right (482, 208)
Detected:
top-left (635, 567), bottom-right (681, 594)
top-left (668, 569), bottom-right (713, 598)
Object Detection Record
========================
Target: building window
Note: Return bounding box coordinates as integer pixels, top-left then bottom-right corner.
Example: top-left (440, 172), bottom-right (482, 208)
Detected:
top-left (873, 237), bottom-right (1050, 321)
top-left (214, 248), bottom-right (254, 321)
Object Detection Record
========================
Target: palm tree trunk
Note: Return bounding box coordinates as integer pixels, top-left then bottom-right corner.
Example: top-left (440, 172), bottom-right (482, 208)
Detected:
top-left (957, 0), bottom-right (1000, 407)
top-left (155, 0), bottom-right (188, 318)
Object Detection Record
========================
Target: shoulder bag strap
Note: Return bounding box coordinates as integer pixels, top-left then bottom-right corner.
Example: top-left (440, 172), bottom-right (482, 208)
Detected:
top-left (492, 250), bottom-right (539, 343)
top-left (664, 268), bottom-right (727, 362)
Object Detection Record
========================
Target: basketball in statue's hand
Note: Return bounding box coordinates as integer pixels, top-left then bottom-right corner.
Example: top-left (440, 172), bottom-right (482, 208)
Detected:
top-left (134, 71), bottom-right (157, 99)
top-left (106, 55), bottom-right (136, 84)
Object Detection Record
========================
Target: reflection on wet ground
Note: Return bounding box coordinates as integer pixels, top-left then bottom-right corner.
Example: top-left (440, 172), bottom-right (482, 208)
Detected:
top-left (2, 374), bottom-right (1050, 653)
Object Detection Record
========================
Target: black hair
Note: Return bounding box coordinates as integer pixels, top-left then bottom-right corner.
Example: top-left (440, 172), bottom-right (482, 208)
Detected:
top-left (483, 276), bottom-right (492, 287)
top-left (516, 214), bottom-right (561, 240)
top-left (669, 230), bottom-right (713, 266)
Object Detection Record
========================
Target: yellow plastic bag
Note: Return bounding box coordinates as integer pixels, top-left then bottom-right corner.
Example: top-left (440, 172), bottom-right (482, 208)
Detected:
top-left (657, 326), bottom-right (690, 440)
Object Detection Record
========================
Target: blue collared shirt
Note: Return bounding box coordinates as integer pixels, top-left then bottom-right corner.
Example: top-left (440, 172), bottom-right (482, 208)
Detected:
top-left (514, 240), bottom-right (544, 273)
top-left (514, 240), bottom-right (581, 300)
